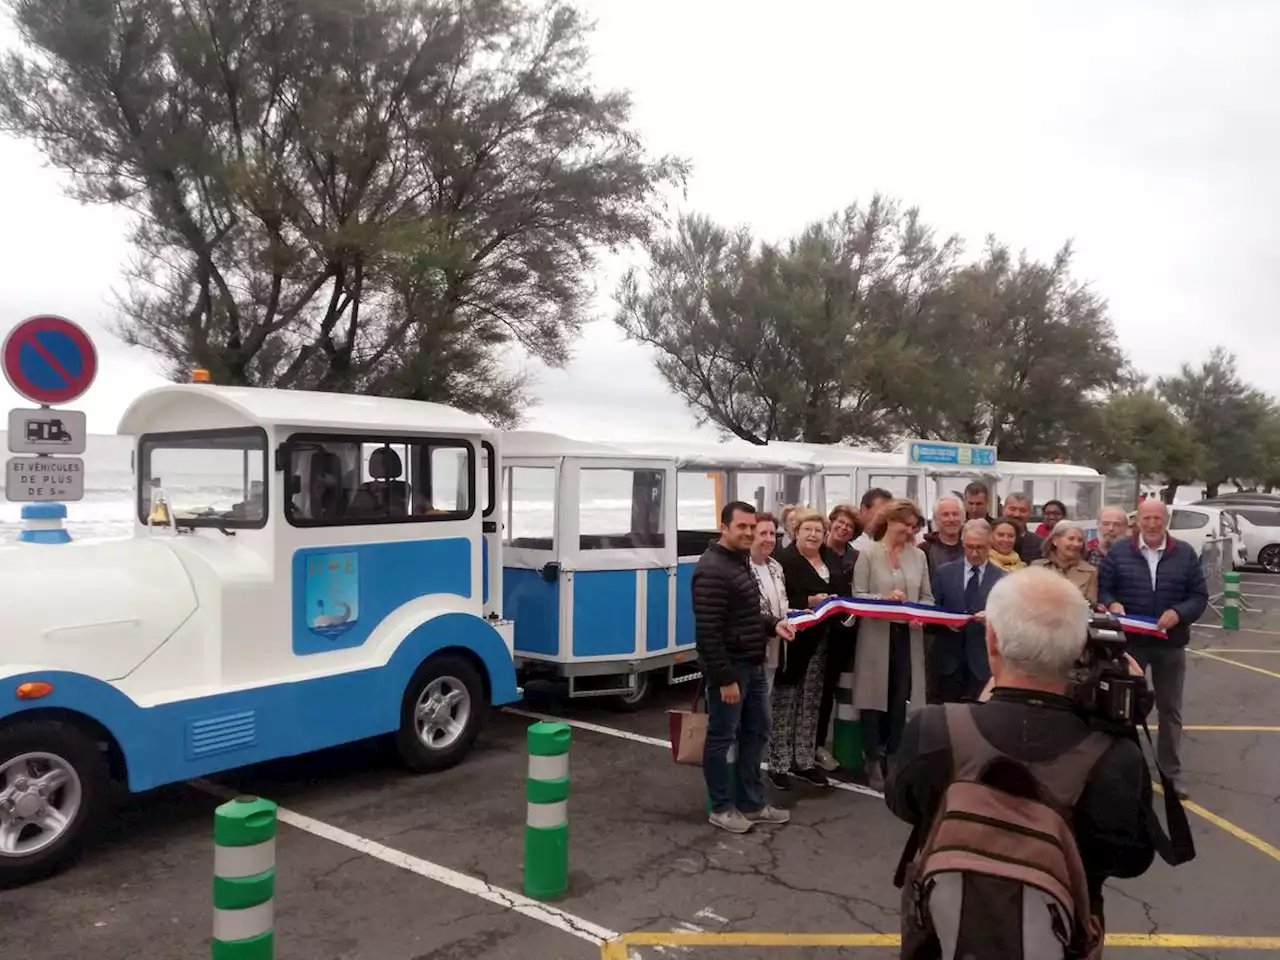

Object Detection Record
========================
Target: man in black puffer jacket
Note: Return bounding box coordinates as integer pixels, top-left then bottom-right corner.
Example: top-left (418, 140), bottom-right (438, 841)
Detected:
top-left (693, 501), bottom-right (796, 834)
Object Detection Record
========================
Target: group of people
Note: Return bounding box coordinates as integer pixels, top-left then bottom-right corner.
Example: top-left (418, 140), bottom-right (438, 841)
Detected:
top-left (691, 484), bottom-right (1204, 955)
top-left (692, 483), bottom-right (1208, 837)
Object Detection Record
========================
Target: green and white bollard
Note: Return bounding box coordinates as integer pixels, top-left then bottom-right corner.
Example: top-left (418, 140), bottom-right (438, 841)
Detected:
top-left (831, 670), bottom-right (863, 770)
top-left (1223, 571), bottom-right (1241, 631)
top-left (525, 721), bottom-right (571, 900)
top-left (212, 796), bottom-right (277, 960)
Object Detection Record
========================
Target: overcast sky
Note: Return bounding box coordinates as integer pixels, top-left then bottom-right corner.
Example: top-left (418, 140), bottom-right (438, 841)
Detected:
top-left (1, 0), bottom-right (1277, 440)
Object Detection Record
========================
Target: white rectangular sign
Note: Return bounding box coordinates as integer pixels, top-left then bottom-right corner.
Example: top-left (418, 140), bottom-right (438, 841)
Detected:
top-left (5, 456), bottom-right (85, 502)
top-left (7, 407), bottom-right (87, 455)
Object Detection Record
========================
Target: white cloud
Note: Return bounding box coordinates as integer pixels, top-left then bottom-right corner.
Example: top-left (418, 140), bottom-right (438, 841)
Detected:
top-left (2, 0), bottom-right (1278, 446)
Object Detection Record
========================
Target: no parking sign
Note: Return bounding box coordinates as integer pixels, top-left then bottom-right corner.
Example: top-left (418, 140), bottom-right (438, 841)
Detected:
top-left (2, 314), bottom-right (98, 406)
top-left (3, 314), bottom-right (95, 504)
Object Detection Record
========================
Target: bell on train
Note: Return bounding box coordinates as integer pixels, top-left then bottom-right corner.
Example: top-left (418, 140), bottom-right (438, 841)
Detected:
top-left (147, 495), bottom-right (171, 526)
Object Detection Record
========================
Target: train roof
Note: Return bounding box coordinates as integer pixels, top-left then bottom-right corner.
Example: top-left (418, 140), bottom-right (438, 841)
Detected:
top-left (118, 384), bottom-right (493, 437)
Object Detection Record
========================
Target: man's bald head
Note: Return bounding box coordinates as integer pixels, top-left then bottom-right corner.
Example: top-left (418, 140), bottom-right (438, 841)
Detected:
top-left (1137, 499), bottom-right (1168, 546)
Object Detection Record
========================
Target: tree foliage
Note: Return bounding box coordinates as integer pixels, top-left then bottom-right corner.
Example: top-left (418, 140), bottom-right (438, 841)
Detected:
top-left (898, 240), bottom-right (1127, 459)
top-left (1090, 388), bottom-right (1203, 488)
top-left (0, 0), bottom-right (684, 425)
top-left (615, 196), bottom-right (959, 444)
top-left (1157, 348), bottom-right (1271, 497)
top-left (617, 199), bottom-right (1127, 459)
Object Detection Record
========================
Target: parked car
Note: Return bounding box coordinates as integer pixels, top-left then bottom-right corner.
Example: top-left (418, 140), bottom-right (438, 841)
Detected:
top-left (1214, 504), bottom-right (1280, 573)
top-left (1197, 492), bottom-right (1280, 507)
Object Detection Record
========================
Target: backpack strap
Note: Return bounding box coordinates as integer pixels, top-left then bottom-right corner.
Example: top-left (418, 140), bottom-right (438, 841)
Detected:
top-left (943, 703), bottom-right (1005, 781)
top-left (1027, 731), bottom-right (1115, 811)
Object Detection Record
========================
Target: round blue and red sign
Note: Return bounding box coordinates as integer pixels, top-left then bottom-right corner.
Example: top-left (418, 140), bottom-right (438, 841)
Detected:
top-left (1, 314), bottom-right (98, 405)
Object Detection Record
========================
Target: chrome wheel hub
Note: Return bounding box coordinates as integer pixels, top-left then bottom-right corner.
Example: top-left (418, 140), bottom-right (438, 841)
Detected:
top-left (0, 753), bottom-right (82, 858)
top-left (413, 676), bottom-right (471, 751)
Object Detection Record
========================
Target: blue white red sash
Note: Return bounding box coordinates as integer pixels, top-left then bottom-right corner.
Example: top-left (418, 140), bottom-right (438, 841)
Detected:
top-left (785, 597), bottom-right (1169, 639)
top-left (785, 597), bottom-right (972, 631)
top-left (1110, 614), bottom-right (1168, 639)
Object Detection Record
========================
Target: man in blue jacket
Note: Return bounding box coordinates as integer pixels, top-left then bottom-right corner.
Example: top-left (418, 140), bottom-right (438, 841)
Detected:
top-left (1098, 499), bottom-right (1208, 798)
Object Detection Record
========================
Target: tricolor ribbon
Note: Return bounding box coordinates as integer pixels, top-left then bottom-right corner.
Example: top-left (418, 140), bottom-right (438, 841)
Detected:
top-left (785, 596), bottom-right (972, 631)
top-left (1111, 614), bottom-right (1169, 639)
top-left (785, 597), bottom-right (1169, 639)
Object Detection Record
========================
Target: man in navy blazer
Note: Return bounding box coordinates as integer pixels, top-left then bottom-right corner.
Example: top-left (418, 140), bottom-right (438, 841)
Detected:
top-left (931, 519), bottom-right (1006, 701)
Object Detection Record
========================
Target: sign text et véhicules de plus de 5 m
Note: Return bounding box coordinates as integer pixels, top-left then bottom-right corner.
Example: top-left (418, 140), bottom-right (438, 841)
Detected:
top-left (5, 456), bottom-right (85, 502)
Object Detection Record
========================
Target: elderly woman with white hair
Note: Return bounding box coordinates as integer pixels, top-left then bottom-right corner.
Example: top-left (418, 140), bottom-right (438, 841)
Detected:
top-left (1031, 521), bottom-right (1099, 607)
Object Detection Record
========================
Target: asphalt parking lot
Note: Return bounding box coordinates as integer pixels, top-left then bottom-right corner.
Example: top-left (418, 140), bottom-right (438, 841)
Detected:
top-left (6, 572), bottom-right (1280, 960)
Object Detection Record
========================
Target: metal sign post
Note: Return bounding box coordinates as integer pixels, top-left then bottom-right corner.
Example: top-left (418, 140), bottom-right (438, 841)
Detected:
top-left (3, 315), bottom-right (98, 524)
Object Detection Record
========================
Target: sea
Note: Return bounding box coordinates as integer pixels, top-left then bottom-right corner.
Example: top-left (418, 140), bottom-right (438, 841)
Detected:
top-left (2, 429), bottom-right (1223, 545)
top-left (0, 431), bottom-right (722, 543)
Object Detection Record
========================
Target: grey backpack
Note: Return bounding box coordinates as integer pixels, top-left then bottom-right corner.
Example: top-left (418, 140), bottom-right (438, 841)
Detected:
top-left (898, 704), bottom-right (1112, 960)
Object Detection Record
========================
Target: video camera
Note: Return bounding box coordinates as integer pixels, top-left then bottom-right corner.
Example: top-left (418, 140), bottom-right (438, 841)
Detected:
top-left (1069, 614), bottom-right (1196, 867)
top-left (1068, 614), bottom-right (1154, 730)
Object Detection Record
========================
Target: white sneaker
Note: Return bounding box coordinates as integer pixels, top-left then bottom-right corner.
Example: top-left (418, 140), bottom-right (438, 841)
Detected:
top-left (708, 809), bottom-right (754, 834)
top-left (815, 747), bottom-right (839, 772)
top-left (743, 804), bottom-right (791, 825)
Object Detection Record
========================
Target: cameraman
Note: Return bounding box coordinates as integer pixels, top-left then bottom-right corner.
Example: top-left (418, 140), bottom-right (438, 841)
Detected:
top-left (886, 567), bottom-right (1155, 921)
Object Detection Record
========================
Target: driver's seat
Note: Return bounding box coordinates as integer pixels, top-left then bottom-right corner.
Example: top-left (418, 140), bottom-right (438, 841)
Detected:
top-left (350, 447), bottom-right (409, 517)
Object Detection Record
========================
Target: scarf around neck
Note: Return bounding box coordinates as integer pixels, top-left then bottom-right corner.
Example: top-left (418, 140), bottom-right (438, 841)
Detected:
top-left (989, 548), bottom-right (1025, 572)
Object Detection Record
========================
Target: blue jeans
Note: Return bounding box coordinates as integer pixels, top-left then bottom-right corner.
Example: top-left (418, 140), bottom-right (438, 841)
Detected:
top-left (704, 661), bottom-right (770, 814)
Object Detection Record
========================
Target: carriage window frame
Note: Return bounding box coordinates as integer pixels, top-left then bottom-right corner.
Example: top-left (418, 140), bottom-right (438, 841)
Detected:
top-left (281, 432), bottom-right (476, 528)
top-left (136, 427), bottom-right (269, 530)
top-left (482, 441), bottom-right (496, 519)
top-left (578, 466), bottom-right (667, 551)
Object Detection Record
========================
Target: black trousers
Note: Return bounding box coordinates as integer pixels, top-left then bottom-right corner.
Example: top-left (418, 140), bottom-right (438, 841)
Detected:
top-left (815, 623), bottom-right (856, 749)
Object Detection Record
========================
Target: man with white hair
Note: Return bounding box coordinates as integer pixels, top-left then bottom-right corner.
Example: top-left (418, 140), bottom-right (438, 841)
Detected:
top-left (929, 519), bottom-right (1004, 702)
top-left (887, 567), bottom-right (1155, 934)
top-left (1099, 499), bottom-right (1207, 799)
top-left (1087, 505), bottom-right (1130, 566)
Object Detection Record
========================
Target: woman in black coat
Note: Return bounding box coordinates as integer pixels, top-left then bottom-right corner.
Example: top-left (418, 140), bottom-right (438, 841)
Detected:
top-left (769, 508), bottom-right (854, 789)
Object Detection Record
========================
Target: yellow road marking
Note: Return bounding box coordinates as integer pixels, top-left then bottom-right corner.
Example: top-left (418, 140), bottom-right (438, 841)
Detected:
top-left (1191, 649), bottom-right (1280, 680)
top-left (1154, 783), bottom-right (1280, 863)
top-left (602, 932), bottom-right (1280, 952)
top-left (1192, 648), bottom-right (1280, 654)
top-left (1176, 725), bottom-right (1280, 732)
top-left (617, 933), bottom-right (900, 947)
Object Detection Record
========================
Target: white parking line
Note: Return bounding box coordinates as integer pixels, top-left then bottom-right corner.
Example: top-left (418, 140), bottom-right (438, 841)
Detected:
top-left (505, 707), bottom-right (670, 749)
top-left (189, 779), bottom-right (618, 949)
top-left (503, 708), bottom-right (885, 801)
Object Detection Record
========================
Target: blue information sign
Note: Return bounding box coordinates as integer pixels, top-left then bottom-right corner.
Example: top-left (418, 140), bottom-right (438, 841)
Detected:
top-left (906, 441), bottom-right (997, 468)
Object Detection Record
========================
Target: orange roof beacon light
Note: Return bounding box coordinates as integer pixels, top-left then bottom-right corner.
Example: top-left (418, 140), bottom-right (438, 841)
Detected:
top-left (16, 681), bottom-right (53, 700)
top-left (190, 367), bottom-right (211, 383)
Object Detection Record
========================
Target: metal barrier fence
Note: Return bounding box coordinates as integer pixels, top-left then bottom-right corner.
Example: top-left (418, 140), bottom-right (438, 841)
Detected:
top-left (1200, 536), bottom-right (1228, 614)
top-left (1201, 536), bottom-right (1262, 618)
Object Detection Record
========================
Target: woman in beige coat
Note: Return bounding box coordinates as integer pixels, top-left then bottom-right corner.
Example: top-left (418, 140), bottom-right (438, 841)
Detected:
top-left (852, 498), bottom-right (934, 790)
top-left (1031, 522), bottom-right (1098, 607)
